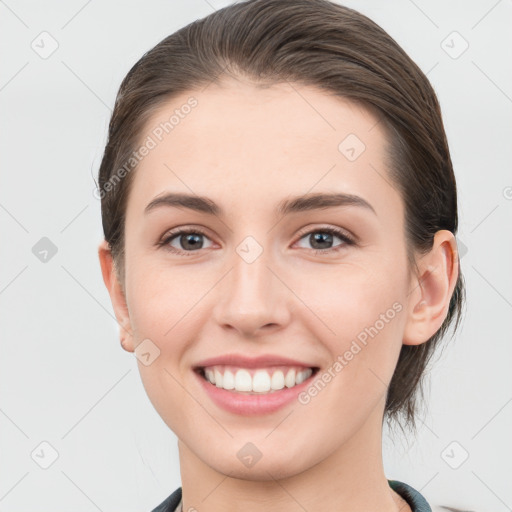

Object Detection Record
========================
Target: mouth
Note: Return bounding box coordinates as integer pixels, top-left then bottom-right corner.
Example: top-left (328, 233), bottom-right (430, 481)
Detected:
top-left (194, 365), bottom-right (320, 395)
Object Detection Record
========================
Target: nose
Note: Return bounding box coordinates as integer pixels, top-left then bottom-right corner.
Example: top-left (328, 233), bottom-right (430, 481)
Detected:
top-left (212, 244), bottom-right (291, 338)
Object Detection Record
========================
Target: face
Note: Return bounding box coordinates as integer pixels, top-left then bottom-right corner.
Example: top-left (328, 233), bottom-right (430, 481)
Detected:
top-left (104, 79), bottom-right (427, 479)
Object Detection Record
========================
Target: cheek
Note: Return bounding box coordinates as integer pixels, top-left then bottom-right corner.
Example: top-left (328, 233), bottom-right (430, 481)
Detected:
top-left (125, 257), bottom-right (209, 340)
top-left (123, 258), bottom-right (201, 398)
top-left (290, 260), bottom-right (404, 339)
top-left (291, 262), bottom-right (406, 394)
top-left (292, 273), bottom-right (405, 439)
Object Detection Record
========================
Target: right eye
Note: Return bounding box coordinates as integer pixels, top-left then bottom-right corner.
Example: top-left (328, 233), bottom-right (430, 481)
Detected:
top-left (159, 228), bottom-right (214, 255)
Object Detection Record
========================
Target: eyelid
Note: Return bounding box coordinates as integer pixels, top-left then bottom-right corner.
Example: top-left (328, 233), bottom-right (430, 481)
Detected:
top-left (294, 224), bottom-right (356, 244)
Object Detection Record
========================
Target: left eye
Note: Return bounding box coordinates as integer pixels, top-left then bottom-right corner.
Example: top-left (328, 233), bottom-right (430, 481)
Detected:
top-left (295, 228), bottom-right (354, 252)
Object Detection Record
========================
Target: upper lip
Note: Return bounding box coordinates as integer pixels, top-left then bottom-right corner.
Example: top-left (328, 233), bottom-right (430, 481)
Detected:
top-left (194, 353), bottom-right (319, 369)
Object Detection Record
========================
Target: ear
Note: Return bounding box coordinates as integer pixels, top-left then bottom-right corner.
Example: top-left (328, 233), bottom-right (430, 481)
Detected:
top-left (98, 239), bottom-right (135, 352)
top-left (403, 230), bottom-right (459, 346)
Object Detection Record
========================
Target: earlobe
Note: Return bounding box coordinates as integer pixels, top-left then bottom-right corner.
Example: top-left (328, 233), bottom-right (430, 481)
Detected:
top-left (402, 230), bottom-right (459, 346)
top-left (98, 239), bottom-right (135, 353)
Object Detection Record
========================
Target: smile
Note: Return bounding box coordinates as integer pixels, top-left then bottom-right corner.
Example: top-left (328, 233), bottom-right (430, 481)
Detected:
top-left (196, 365), bottom-right (319, 394)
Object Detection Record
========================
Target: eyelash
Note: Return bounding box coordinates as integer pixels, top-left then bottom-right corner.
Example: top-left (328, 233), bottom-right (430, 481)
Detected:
top-left (158, 226), bottom-right (356, 257)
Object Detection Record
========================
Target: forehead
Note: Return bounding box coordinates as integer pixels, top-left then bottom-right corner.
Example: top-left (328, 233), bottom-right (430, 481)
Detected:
top-left (127, 80), bottom-right (403, 222)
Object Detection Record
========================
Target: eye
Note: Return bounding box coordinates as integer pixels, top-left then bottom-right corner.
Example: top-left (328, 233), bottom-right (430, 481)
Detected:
top-left (158, 225), bottom-right (356, 256)
top-left (295, 227), bottom-right (355, 254)
top-left (159, 228), bottom-right (214, 255)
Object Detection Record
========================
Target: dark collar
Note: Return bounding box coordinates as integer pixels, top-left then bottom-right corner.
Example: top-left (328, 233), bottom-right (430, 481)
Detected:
top-left (151, 479), bottom-right (432, 512)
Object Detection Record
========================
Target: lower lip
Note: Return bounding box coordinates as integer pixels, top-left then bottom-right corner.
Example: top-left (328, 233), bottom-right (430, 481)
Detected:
top-left (194, 369), bottom-right (317, 416)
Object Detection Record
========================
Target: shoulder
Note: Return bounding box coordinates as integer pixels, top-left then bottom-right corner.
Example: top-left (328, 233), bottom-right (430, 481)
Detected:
top-left (157, 482), bottom-right (440, 512)
top-left (150, 487), bottom-right (182, 512)
top-left (388, 479), bottom-right (432, 512)
top-left (388, 481), bottom-right (473, 512)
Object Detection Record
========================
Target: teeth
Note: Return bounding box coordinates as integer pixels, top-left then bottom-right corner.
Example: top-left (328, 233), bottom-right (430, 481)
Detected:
top-left (205, 368), bottom-right (215, 384)
top-left (253, 370), bottom-right (271, 392)
top-left (271, 370), bottom-right (285, 390)
top-left (222, 369), bottom-right (235, 390)
top-left (235, 369), bottom-right (252, 391)
top-left (295, 369), bottom-right (309, 385)
top-left (214, 368), bottom-right (223, 388)
top-left (202, 366), bottom-right (313, 393)
top-left (285, 368), bottom-right (296, 388)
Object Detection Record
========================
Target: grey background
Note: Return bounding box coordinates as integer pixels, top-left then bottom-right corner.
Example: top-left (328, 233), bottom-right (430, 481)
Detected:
top-left (1, 0), bottom-right (511, 510)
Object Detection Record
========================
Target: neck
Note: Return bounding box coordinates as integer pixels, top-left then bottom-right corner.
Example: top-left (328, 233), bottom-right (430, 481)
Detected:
top-left (177, 399), bottom-right (409, 512)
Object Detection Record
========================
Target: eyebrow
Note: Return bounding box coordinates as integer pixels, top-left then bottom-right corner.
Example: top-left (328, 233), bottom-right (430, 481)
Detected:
top-left (144, 191), bottom-right (377, 217)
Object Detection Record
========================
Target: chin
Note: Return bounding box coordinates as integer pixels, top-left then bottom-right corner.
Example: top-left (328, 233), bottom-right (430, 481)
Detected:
top-left (202, 446), bottom-right (312, 482)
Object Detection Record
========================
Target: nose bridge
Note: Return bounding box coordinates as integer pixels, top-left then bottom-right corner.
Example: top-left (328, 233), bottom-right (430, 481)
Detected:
top-left (233, 240), bottom-right (271, 299)
top-left (230, 236), bottom-right (276, 309)
top-left (212, 235), bottom-right (290, 334)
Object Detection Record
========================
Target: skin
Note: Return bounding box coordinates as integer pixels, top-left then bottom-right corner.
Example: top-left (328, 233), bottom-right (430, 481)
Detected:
top-left (99, 78), bottom-right (459, 512)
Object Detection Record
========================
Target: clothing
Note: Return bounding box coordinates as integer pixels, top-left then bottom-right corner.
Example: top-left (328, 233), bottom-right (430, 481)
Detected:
top-left (150, 479), bottom-right (432, 512)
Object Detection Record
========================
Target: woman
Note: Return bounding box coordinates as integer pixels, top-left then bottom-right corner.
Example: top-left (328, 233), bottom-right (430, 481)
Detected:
top-left (97, 1), bottom-right (465, 510)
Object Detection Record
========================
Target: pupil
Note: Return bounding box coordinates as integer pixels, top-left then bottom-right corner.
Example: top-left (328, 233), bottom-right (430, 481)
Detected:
top-left (311, 232), bottom-right (332, 249)
top-left (182, 233), bottom-right (203, 250)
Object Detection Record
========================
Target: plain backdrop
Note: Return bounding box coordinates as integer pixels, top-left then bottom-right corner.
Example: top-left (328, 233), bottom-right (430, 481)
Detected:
top-left (1, 1), bottom-right (511, 510)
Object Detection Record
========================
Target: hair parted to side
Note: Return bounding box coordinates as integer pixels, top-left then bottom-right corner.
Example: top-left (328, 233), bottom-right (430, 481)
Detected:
top-left (97, 0), bottom-right (465, 433)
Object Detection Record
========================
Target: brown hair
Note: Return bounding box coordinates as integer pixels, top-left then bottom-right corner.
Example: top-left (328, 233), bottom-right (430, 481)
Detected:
top-left (97, 0), bottom-right (465, 432)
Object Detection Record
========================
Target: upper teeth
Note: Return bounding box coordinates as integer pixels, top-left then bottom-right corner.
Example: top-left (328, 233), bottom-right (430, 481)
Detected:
top-left (203, 366), bottom-right (313, 393)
